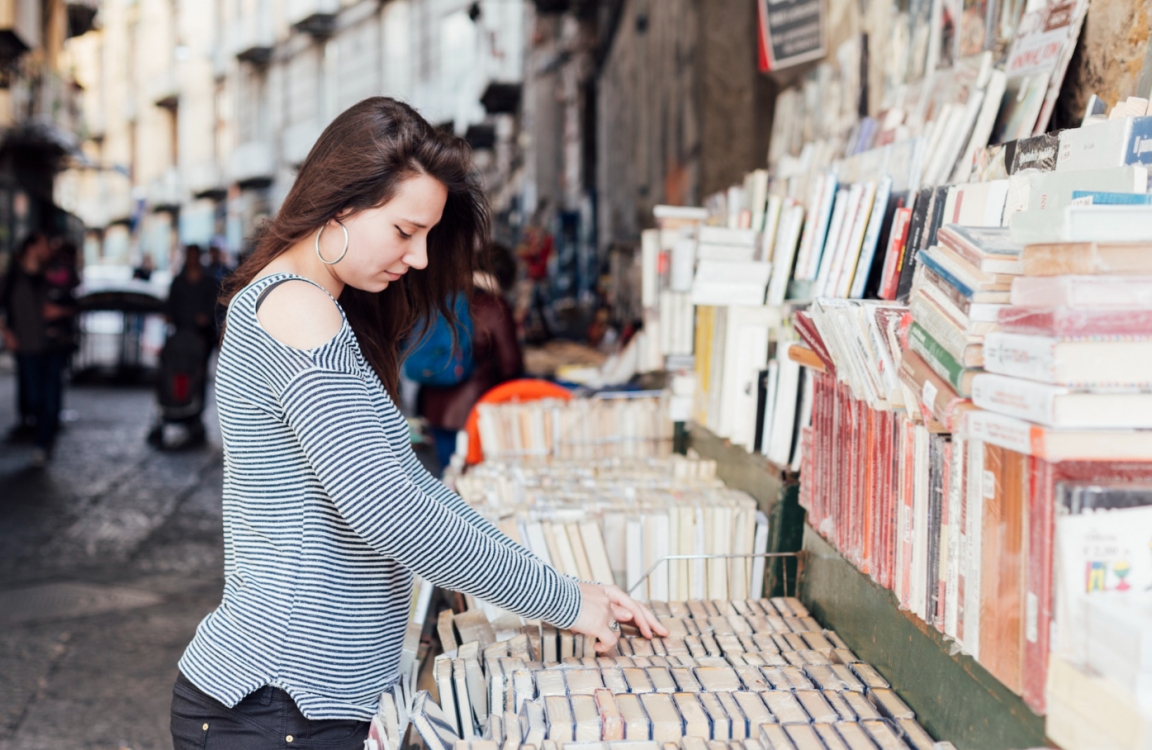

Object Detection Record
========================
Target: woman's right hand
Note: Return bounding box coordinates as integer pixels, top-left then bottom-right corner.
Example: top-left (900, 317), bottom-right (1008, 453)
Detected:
top-left (570, 582), bottom-right (669, 653)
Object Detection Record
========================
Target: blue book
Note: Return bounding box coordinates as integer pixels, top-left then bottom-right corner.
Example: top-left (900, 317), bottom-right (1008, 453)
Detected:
top-left (916, 249), bottom-right (975, 299)
top-left (1070, 190), bottom-right (1152, 205)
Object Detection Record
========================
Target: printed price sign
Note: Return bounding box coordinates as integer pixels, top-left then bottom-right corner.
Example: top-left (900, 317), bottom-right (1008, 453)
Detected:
top-left (757, 0), bottom-right (825, 71)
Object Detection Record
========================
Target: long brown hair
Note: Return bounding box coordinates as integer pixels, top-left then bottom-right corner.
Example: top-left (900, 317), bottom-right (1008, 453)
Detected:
top-left (224, 97), bottom-right (489, 398)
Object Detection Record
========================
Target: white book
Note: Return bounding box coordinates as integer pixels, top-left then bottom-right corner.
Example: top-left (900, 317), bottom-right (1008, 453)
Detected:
top-left (790, 370), bottom-right (814, 471)
top-left (626, 516), bottom-right (646, 599)
top-left (758, 361), bottom-right (780, 458)
top-left (793, 173), bottom-right (831, 280)
top-left (547, 521), bottom-right (580, 577)
top-left (731, 326), bottom-right (771, 451)
top-left (602, 511), bottom-right (628, 587)
top-left (578, 521), bottom-right (616, 585)
top-left (641, 230), bottom-right (659, 308)
top-left (670, 237), bottom-right (696, 292)
top-left (833, 181), bottom-right (878, 298)
top-left (645, 512), bottom-right (671, 601)
top-left (953, 70), bottom-right (1008, 183)
top-left (692, 507), bottom-right (707, 600)
top-left (761, 195), bottom-right (784, 262)
top-left (452, 659), bottom-right (474, 738)
top-left (911, 424), bottom-right (930, 621)
top-left (936, 88), bottom-right (986, 187)
top-left (1056, 116), bottom-right (1139, 172)
top-left (411, 690), bottom-right (461, 750)
top-left (697, 243), bottom-right (759, 263)
top-left (523, 522), bottom-right (554, 567)
top-left (434, 657), bottom-right (461, 737)
top-left (1009, 204), bottom-right (1152, 244)
top-left (813, 185), bottom-right (859, 298)
top-left (766, 204), bottom-right (805, 305)
top-left (983, 332), bottom-right (1152, 387)
top-left (807, 183), bottom-right (848, 282)
top-left (944, 434), bottom-right (965, 640)
top-left (766, 346), bottom-right (803, 467)
top-left (972, 372), bottom-right (1152, 428)
top-left (700, 225), bottom-right (759, 247)
top-left (707, 505), bottom-right (732, 600)
top-left (716, 305), bottom-right (776, 440)
top-left (748, 511), bottom-right (770, 599)
top-left (1024, 165), bottom-right (1148, 214)
top-left (850, 178), bottom-right (893, 299)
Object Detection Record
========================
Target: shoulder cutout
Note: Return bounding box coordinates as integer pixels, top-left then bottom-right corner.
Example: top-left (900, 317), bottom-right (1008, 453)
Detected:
top-left (256, 279), bottom-right (344, 351)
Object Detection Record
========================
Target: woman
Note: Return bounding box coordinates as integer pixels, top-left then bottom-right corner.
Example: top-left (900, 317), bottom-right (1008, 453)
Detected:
top-left (171, 98), bottom-right (665, 749)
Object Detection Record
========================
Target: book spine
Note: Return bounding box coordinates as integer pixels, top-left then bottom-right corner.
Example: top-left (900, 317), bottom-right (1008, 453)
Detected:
top-left (879, 207), bottom-right (913, 300)
top-left (962, 410), bottom-right (1040, 457)
top-left (982, 333), bottom-right (1057, 383)
top-left (916, 250), bottom-right (976, 299)
top-left (970, 374), bottom-right (1060, 425)
top-left (910, 294), bottom-right (974, 366)
top-left (909, 322), bottom-right (967, 394)
top-left (1022, 456), bottom-right (1053, 715)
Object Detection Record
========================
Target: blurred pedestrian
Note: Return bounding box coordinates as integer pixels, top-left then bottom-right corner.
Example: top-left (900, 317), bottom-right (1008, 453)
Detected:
top-left (517, 218), bottom-right (554, 341)
top-left (206, 243), bottom-right (232, 288)
top-left (170, 98), bottom-right (663, 750)
top-left (0, 232), bottom-right (75, 464)
top-left (149, 244), bottom-right (217, 447)
top-left (132, 254), bottom-right (154, 281)
top-left (415, 243), bottom-right (523, 473)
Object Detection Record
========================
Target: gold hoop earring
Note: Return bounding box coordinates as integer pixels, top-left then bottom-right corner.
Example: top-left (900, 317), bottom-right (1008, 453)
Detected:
top-left (315, 220), bottom-right (349, 265)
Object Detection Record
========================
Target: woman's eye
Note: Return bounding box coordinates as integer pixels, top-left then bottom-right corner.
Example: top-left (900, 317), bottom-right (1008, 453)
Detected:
top-left (396, 227), bottom-right (412, 240)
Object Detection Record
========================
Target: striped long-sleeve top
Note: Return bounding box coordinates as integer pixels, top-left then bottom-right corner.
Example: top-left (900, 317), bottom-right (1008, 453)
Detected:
top-left (179, 273), bottom-right (581, 720)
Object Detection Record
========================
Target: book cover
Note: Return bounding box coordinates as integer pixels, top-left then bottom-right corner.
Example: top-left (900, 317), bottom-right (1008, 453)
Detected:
top-left (895, 187), bottom-right (937, 301)
top-left (963, 408), bottom-right (1152, 460)
top-left (1010, 132), bottom-right (1060, 173)
top-left (1020, 241), bottom-right (1152, 276)
top-left (972, 372), bottom-right (1152, 428)
top-left (983, 331), bottom-right (1152, 387)
top-left (908, 321), bottom-right (980, 398)
top-left (1009, 274), bottom-right (1152, 306)
top-left (879, 206), bottom-right (915, 300)
top-left (997, 305), bottom-right (1152, 335)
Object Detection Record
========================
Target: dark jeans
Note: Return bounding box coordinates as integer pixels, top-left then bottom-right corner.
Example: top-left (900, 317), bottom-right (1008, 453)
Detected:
top-left (171, 673), bottom-right (369, 750)
top-left (17, 351), bottom-right (66, 451)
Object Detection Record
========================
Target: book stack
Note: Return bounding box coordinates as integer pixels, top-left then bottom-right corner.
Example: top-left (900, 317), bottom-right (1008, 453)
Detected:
top-left (456, 457), bottom-right (768, 603)
top-left (901, 225), bottom-right (1023, 428)
top-left (414, 600), bottom-right (956, 750)
top-left (476, 395), bottom-right (675, 461)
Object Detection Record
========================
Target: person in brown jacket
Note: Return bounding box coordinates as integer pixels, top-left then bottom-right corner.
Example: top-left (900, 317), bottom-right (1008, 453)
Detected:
top-left (417, 244), bottom-right (523, 472)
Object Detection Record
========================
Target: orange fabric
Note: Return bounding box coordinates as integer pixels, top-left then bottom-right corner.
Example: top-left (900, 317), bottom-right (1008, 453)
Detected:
top-left (464, 378), bottom-right (572, 465)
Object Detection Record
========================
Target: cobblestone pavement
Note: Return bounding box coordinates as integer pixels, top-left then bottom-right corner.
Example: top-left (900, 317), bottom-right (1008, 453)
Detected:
top-left (0, 356), bottom-right (225, 750)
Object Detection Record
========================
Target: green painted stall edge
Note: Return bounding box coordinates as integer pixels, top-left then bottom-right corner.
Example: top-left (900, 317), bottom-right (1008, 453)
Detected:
top-left (684, 423), bottom-right (1048, 750)
top-left (685, 423), bottom-right (803, 598)
top-left (801, 526), bottom-right (1047, 749)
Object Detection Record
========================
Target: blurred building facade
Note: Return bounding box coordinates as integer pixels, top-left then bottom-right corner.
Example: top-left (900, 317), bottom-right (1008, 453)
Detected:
top-left (57, 0), bottom-right (531, 272)
top-left (0, 0), bottom-right (94, 270)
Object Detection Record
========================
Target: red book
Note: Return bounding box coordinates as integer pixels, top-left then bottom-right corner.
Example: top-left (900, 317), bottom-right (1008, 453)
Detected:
top-left (997, 306), bottom-right (1152, 335)
top-left (1021, 458), bottom-right (1152, 715)
top-left (879, 206), bottom-right (914, 300)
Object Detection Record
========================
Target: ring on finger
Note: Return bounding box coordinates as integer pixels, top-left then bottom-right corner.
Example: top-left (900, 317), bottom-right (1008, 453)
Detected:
top-left (609, 620), bottom-right (620, 632)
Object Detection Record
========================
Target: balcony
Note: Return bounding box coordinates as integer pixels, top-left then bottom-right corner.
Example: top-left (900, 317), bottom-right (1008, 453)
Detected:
top-left (282, 118), bottom-right (322, 167)
top-left (480, 82), bottom-right (522, 115)
top-left (287, 0), bottom-right (338, 36)
top-left (147, 70), bottom-right (180, 110)
top-left (186, 159), bottom-right (227, 200)
top-left (148, 167), bottom-right (183, 212)
top-left (66, 0), bottom-right (99, 38)
top-left (230, 140), bottom-right (275, 188)
top-left (230, 20), bottom-right (274, 65)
